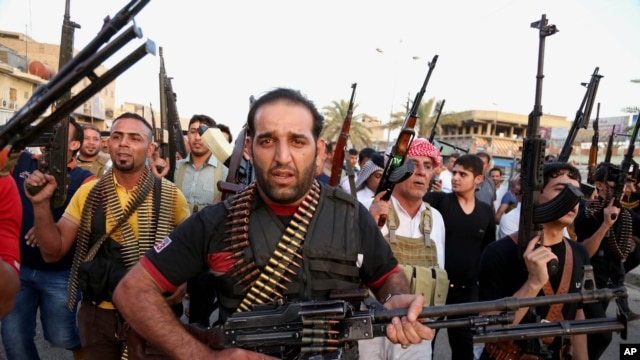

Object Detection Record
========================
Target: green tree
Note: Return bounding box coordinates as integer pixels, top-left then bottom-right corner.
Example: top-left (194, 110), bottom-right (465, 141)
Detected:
top-left (320, 100), bottom-right (373, 150)
top-left (386, 97), bottom-right (449, 139)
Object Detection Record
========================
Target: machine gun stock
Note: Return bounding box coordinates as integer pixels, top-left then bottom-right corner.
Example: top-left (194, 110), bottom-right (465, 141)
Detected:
top-left (0, 0), bottom-right (154, 174)
top-left (375, 55), bottom-right (438, 226)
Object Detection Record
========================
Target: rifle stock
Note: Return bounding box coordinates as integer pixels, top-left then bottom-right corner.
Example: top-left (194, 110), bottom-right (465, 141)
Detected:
top-left (375, 55), bottom-right (438, 226)
top-left (127, 267), bottom-right (627, 360)
top-left (329, 83), bottom-right (357, 187)
top-left (0, 0), bottom-right (154, 173)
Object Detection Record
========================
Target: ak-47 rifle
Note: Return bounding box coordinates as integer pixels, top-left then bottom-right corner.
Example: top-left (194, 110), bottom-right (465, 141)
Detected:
top-left (518, 15), bottom-right (583, 275)
top-left (428, 99), bottom-right (445, 144)
top-left (329, 83), bottom-right (357, 188)
top-left (127, 266), bottom-right (628, 360)
top-left (610, 111), bottom-right (640, 227)
top-left (216, 96), bottom-right (256, 200)
top-left (0, 0), bottom-right (153, 181)
top-left (158, 47), bottom-right (187, 180)
top-left (587, 103), bottom-right (601, 184)
top-left (375, 55), bottom-right (438, 226)
top-left (149, 102), bottom-right (169, 175)
top-left (26, 0), bottom-right (81, 207)
top-left (557, 67), bottom-right (602, 163)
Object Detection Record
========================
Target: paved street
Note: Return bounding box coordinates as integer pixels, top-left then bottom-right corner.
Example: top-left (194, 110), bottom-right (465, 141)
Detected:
top-left (1, 274), bottom-right (639, 359)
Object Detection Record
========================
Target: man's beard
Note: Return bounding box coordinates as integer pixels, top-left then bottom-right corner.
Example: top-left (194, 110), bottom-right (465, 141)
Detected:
top-left (81, 147), bottom-right (100, 157)
top-left (112, 160), bottom-right (134, 172)
top-left (255, 162), bottom-right (316, 205)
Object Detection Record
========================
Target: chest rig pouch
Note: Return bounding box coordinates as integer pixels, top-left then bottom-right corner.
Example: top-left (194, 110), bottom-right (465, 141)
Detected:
top-left (387, 203), bottom-right (449, 307)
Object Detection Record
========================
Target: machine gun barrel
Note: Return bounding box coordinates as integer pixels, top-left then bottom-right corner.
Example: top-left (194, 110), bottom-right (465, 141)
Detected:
top-left (0, 0), bottom-right (153, 172)
top-left (329, 83), bottom-right (357, 187)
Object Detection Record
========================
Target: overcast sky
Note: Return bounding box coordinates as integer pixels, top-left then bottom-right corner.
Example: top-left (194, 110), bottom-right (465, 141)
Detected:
top-left (1, 0), bottom-right (639, 138)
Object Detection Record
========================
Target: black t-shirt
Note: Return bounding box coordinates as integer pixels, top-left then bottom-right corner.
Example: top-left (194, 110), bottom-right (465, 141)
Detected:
top-left (424, 192), bottom-right (496, 285)
top-left (478, 236), bottom-right (591, 359)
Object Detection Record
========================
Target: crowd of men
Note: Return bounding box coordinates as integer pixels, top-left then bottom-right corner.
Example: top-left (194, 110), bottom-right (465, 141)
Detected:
top-left (0, 88), bottom-right (638, 360)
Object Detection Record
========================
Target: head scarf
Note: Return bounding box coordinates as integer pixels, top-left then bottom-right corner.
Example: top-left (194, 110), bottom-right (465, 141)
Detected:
top-left (407, 138), bottom-right (441, 167)
top-left (355, 152), bottom-right (384, 191)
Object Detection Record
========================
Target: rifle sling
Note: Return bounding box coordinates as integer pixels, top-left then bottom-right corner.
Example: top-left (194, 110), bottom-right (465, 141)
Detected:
top-left (540, 238), bottom-right (573, 346)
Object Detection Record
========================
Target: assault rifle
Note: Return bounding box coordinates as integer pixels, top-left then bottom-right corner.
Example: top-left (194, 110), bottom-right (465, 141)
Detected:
top-left (587, 103), bottom-right (600, 185)
top-left (375, 55), bottom-right (438, 226)
top-left (613, 112), bottom-right (640, 211)
top-left (0, 0), bottom-right (154, 175)
top-left (329, 83), bottom-right (357, 190)
top-left (158, 47), bottom-right (187, 180)
top-left (25, 0), bottom-right (80, 207)
top-left (127, 266), bottom-right (629, 360)
top-left (217, 96), bottom-right (256, 200)
top-left (428, 99), bottom-right (445, 143)
top-left (519, 15), bottom-right (583, 275)
top-left (149, 103), bottom-right (169, 175)
top-left (557, 67), bottom-right (602, 163)
top-left (604, 127), bottom-right (616, 164)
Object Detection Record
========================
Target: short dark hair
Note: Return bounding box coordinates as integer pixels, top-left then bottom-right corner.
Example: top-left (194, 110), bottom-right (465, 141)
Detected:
top-left (455, 154), bottom-right (484, 177)
top-left (544, 154), bottom-right (557, 162)
top-left (81, 123), bottom-right (101, 137)
top-left (246, 88), bottom-right (324, 140)
top-left (595, 162), bottom-right (618, 183)
top-left (359, 147), bottom-right (376, 163)
top-left (215, 123), bottom-right (232, 143)
top-left (489, 167), bottom-right (502, 176)
top-left (69, 116), bottom-right (84, 157)
top-left (476, 152), bottom-right (491, 163)
top-left (190, 114), bottom-right (216, 128)
top-left (112, 112), bottom-right (153, 133)
top-left (543, 161), bottom-right (581, 186)
top-left (348, 148), bottom-right (358, 156)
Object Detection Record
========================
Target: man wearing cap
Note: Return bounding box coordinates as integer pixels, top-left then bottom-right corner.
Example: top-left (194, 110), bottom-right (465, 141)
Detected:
top-left (365, 138), bottom-right (447, 360)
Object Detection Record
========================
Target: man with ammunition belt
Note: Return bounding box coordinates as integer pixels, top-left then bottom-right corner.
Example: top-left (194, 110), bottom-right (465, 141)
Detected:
top-left (366, 137), bottom-right (447, 359)
top-left (23, 113), bottom-right (190, 359)
top-left (113, 88), bottom-right (434, 360)
top-left (479, 162), bottom-right (590, 360)
top-left (575, 162), bottom-right (640, 358)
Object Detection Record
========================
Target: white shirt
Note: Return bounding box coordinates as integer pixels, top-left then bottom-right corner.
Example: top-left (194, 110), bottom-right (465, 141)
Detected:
top-left (378, 196), bottom-right (446, 268)
top-left (494, 182), bottom-right (508, 214)
top-left (356, 187), bottom-right (375, 209)
top-left (498, 202), bottom-right (520, 239)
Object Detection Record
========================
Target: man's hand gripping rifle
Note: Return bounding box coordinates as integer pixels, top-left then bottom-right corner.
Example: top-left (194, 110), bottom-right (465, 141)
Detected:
top-left (375, 55), bottom-right (438, 226)
top-left (127, 267), bottom-right (628, 360)
top-left (0, 0), bottom-right (155, 178)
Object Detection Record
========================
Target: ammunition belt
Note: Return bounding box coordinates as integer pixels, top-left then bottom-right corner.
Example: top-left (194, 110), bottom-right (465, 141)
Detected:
top-left (585, 198), bottom-right (634, 260)
top-left (225, 181), bottom-right (321, 313)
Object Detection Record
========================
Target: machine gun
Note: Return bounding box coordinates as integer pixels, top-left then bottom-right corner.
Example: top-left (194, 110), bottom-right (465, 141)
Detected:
top-left (329, 83), bottom-right (357, 192)
top-left (557, 67), bottom-right (602, 163)
top-left (518, 15), bottom-right (583, 275)
top-left (127, 266), bottom-right (629, 360)
top-left (158, 47), bottom-right (187, 180)
top-left (604, 127), bottom-right (616, 164)
top-left (0, 0), bottom-right (154, 176)
top-left (149, 102), bottom-right (169, 175)
top-left (428, 99), bottom-right (445, 143)
top-left (375, 55), bottom-right (438, 226)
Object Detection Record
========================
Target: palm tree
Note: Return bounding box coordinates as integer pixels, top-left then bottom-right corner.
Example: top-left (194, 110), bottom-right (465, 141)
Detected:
top-left (386, 97), bottom-right (441, 139)
top-left (320, 100), bottom-right (373, 150)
